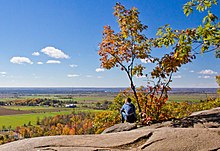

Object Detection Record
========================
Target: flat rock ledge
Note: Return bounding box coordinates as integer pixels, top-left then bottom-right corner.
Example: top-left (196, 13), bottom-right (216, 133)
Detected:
top-left (102, 122), bottom-right (137, 134)
top-left (0, 127), bottom-right (220, 151)
top-left (1, 107), bottom-right (220, 151)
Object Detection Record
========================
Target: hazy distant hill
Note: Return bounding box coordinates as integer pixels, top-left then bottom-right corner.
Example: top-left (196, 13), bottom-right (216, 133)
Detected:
top-left (0, 87), bottom-right (217, 97)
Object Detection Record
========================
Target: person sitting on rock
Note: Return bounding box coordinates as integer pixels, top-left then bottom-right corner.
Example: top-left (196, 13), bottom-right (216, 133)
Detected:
top-left (120, 98), bottom-right (137, 123)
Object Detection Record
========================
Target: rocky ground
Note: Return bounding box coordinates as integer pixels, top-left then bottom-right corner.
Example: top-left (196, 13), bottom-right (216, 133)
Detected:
top-left (0, 107), bottom-right (220, 151)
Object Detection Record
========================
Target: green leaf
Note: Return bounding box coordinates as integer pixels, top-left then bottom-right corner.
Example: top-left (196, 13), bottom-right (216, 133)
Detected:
top-left (202, 16), bottom-right (208, 23)
top-left (196, 4), bottom-right (204, 12)
top-left (156, 29), bottom-right (163, 36)
top-left (204, 0), bottom-right (212, 7)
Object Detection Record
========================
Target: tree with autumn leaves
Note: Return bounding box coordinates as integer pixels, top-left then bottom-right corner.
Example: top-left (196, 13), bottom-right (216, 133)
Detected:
top-left (98, 0), bottom-right (219, 121)
top-left (98, 3), bottom-right (150, 113)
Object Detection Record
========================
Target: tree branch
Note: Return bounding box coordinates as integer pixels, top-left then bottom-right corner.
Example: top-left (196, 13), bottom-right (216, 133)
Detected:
top-left (193, 46), bottom-right (220, 55)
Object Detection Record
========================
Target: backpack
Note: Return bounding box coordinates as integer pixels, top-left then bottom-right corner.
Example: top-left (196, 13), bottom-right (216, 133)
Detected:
top-left (126, 113), bottom-right (137, 123)
top-left (125, 103), bottom-right (137, 123)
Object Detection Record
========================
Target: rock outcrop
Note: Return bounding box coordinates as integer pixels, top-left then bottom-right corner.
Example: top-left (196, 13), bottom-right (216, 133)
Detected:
top-left (102, 122), bottom-right (137, 134)
top-left (172, 107), bottom-right (220, 128)
top-left (1, 107), bottom-right (220, 151)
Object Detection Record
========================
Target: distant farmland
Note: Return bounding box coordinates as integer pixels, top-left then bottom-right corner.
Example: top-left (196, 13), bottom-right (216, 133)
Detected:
top-left (0, 106), bottom-right (75, 129)
top-left (0, 107), bottom-right (31, 116)
top-left (0, 111), bottom-right (73, 129)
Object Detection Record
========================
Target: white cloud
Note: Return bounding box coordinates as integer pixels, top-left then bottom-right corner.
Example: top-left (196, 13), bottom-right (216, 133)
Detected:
top-left (69, 64), bottom-right (78, 68)
top-left (10, 57), bottom-right (33, 64)
top-left (0, 72), bottom-right (7, 75)
top-left (32, 52), bottom-right (40, 56)
top-left (46, 60), bottom-right (61, 64)
top-left (41, 46), bottom-right (70, 59)
top-left (86, 75), bottom-right (93, 78)
top-left (199, 69), bottom-right (217, 75)
top-left (190, 70), bottom-right (195, 73)
top-left (32, 73), bottom-right (40, 79)
top-left (37, 62), bottom-right (43, 65)
top-left (97, 76), bottom-right (103, 79)
top-left (0, 72), bottom-right (7, 77)
top-left (198, 75), bottom-right (211, 79)
top-left (96, 68), bottom-right (105, 72)
top-left (204, 76), bottom-right (211, 79)
top-left (173, 75), bottom-right (182, 79)
top-left (140, 58), bottom-right (152, 63)
top-left (67, 74), bottom-right (80, 78)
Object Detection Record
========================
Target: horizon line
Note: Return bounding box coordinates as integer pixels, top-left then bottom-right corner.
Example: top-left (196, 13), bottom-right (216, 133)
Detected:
top-left (0, 86), bottom-right (217, 89)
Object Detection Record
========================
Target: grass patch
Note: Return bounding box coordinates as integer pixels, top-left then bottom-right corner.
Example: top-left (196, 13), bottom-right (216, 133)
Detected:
top-left (0, 108), bottom-right (103, 130)
top-left (0, 111), bottom-right (72, 129)
top-left (168, 93), bottom-right (217, 102)
top-left (3, 106), bottom-right (56, 111)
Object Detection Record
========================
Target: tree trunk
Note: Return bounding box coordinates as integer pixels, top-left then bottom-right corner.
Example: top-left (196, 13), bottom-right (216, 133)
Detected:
top-left (125, 69), bottom-right (142, 114)
top-left (130, 82), bottom-right (142, 113)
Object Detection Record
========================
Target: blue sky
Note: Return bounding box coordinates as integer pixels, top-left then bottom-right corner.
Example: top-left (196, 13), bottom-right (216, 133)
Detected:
top-left (0, 0), bottom-right (219, 88)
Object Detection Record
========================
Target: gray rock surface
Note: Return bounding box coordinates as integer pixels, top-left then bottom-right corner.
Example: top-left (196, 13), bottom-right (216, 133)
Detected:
top-left (1, 107), bottom-right (220, 151)
top-left (172, 107), bottom-right (220, 128)
top-left (0, 127), bottom-right (220, 151)
top-left (190, 107), bottom-right (220, 116)
top-left (102, 122), bottom-right (137, 134)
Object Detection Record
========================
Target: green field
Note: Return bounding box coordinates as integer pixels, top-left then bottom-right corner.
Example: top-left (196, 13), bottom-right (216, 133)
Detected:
top-left (0, 94), bottom-right (116, 102)
top-left (3, 106), bottom-right (57, 111)
top-left (0, 93), bottom-right (116, 130)
top-left (0, 108), bottom-right (103, 130)
top-left (0, 111), bottom-right (71, 129)
top-left (168, 93), bottom-right (218, 102)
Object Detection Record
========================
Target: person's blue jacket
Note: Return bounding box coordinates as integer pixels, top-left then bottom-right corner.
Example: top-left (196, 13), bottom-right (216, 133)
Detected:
top-left (120, 102), bottom-right (136, 117)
